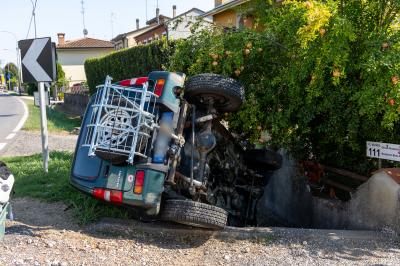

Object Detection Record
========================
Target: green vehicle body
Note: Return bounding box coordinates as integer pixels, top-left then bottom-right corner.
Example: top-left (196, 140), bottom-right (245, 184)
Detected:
top-left (70, 71), bottom-right (185, 215)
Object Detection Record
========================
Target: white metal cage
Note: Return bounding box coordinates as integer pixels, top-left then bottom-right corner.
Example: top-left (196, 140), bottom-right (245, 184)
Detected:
top-left (83, 76), bottom-right (158, 164)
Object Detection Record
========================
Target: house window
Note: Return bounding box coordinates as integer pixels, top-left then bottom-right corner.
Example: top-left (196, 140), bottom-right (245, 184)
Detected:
top-left (236, 14), bottom-right (245, 29)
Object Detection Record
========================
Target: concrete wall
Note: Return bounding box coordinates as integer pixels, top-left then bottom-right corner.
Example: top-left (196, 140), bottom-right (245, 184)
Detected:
top-left (258, 151), bottom-right (400, 233)
top-left (257, 150), bottom-right (313, 227)
top-left (348, 172), bottom-right (400, 232)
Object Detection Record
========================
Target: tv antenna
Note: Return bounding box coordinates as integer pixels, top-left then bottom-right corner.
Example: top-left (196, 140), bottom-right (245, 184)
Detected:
top-left (145, 0), bottom-right (148, 21)
top-left (111, 12), bottom-right (115, 39)
top-left (81, 0), bottom-right (88, 37)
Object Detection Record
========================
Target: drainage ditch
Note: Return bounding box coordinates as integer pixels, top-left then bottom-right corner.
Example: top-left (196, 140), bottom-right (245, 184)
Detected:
top-left (254, 151), bottom-right (400, 233)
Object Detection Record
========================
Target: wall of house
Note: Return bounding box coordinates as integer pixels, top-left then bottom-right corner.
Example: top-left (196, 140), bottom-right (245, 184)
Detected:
top-left (243, 15), bottom-right (254, 28)
top-left (215, 0), bottom-right (232, 6)
top-left (57, 48), bottom-right (113, 84)
top-left (135, 26), bottom-right (166, 44)
top-left (167, 11), bottom-right (212, 40)
top-left (213, 9), bottom-right (237, 28)
top-left (126, 34), bottom-right (139, 47)
top-left (114, 40), bottom-right (125, 50)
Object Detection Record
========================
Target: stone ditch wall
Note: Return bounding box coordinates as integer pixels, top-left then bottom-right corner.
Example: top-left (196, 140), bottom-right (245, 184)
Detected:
top-left (257, 151), bottom-right (400, 233)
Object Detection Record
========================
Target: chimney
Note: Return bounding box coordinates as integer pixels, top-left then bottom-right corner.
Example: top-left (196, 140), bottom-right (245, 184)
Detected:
top-left (215, 0), bottom-right (223, 7)
top-left (136, 19), bottom-right (140, 30)
top-left (156, 8), bottom-right (160, 24)
top-left (57, 33), bottom-right (65, 45)
top-left (173, 5), bottom-right (177, 18)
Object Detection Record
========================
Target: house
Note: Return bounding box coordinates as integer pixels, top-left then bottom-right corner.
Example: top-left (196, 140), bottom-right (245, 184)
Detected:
top-left (202, 0), bottom-right (253, 29)
top-left (134, 9), bottom-right (171, 45)
top-left (56, 33), bottom-right (114, 84)
top-left (112, 6), bottom-right (211, 47)
top-left (112, 18), bottom-right (162, 50)
top-left (166, 7), bottom-right (212, 40)
top-left (135, 6), bottom-right (211, 44)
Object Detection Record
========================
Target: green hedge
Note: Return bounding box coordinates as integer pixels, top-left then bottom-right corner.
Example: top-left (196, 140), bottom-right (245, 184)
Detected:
top-left (85, 40), bottom-right (175, 95)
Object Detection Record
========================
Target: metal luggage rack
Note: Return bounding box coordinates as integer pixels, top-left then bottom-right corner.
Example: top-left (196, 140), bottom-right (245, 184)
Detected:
top-left (83, 76), bottom-right (158, 164)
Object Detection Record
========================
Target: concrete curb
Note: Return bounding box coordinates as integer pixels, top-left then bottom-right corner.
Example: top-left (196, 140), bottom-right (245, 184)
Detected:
top-left (90, 218), bottom-right (397, 242)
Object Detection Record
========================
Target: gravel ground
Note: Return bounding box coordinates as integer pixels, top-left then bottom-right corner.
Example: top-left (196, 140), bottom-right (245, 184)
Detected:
top-left (0, 131), bottom-right (77, 157)
top-left (1, 198), bottom-right (399, 266)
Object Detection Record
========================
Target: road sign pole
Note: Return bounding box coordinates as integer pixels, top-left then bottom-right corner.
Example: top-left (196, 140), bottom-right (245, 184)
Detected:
top-left (38, 82), bottom-right (49, 173)
top-left (19, 37), bottom-right (57, 173)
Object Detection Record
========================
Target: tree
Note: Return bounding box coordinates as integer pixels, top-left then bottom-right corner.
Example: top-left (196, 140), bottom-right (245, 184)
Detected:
top-left (3, 62), bottom-right (19, 89)
top-left (170, 0), bottom-right (400, 174)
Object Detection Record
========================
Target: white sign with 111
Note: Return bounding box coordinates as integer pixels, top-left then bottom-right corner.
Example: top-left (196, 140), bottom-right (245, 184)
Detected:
top-left (366, 141), bottom-right (400, 162)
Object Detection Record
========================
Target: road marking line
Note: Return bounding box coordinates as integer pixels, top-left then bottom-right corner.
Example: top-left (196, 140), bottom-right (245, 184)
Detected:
top-left (13, 98), bottom-right (29, 133)
top-left (5, 133), bottom-right (16, 140)
top-left (0, 143), bottom-right (6, 151)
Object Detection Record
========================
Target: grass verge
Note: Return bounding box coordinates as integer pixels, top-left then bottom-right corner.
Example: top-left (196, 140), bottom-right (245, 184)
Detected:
top-left (22, 99), bottom-right (81, 134)
top-left (2, 151), bottom-right (130, 224)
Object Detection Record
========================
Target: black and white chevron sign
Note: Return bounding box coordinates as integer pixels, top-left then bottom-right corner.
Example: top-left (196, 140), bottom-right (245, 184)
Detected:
top-left (18, 37), bottom-right (56, 83)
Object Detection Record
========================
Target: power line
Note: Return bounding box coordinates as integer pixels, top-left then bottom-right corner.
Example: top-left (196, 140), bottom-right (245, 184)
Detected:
top-left (26, 0), bottom-right (38, 38)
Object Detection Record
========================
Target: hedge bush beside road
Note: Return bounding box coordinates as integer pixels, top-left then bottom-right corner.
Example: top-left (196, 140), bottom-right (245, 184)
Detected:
top-left (84, 40), bottom-right (175, 95)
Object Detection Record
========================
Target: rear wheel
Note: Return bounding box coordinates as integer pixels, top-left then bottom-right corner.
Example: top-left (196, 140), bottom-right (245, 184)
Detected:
top-left (184, 74), bottom-right (245, 113)
top-left (161, 199), bottom-right (228, 230)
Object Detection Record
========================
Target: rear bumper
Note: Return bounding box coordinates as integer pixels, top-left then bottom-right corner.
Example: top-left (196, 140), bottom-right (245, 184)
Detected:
top-left (70, 163), bottom-right (167, 210)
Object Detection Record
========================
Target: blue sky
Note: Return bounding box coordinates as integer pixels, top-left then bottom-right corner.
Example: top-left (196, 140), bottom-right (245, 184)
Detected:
top-left (0, 0), bottom-right (214, 67)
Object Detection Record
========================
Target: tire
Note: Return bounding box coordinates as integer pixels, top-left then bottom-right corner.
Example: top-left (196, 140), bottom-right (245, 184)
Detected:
top-left (244, 148), bottom-right (283, 171)
top-left (95, 98), bottom-right (148, 164)
top-left (161, 200), bottom-right (228, 230)
top-left (184, 73), bottom-right (245, 113)
top-left (0, 162), bottom-right (11, 180)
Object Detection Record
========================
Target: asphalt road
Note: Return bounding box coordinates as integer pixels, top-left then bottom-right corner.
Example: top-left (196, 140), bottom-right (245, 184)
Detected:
top-left (0, 93), bottom-right (27, 154)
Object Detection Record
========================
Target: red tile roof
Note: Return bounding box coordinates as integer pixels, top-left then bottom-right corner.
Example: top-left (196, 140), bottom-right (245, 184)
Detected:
top-left (57, 37), bottom-right (113, 49)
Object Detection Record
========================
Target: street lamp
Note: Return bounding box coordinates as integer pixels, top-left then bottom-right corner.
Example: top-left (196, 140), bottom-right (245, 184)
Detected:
top-left (0, 31), bottom-right (22, 95)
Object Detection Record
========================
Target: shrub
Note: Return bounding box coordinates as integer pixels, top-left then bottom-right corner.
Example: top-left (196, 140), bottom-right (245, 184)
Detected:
top-left (170, 0), bottom-right (400, 174)
top-left (85, 40), bottom-right (175, 95)
top-left (26, 83), bottom-right (38, 96)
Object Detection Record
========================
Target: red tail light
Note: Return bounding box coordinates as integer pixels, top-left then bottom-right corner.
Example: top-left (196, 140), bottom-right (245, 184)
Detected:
top-left (93, 188), bottom-right (123, 204)
top-left (154, 79), bottom-right (165, 97)
top-left (134, 77), bottom-right (149, 86)
top-left (134, 170), bottom-right (145, 194)
top-left (93, 188), bottom-right (105, 199)
top-left (119, 77), bottom-right (148, 87)
top-left (110, 190), bottom-right (123, 203)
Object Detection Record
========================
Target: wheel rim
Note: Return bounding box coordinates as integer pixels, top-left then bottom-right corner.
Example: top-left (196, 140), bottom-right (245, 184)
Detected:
top-left (98, 109), bottom-right (132, 148)
top-left (197, 93), bottom-right (229, 108)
